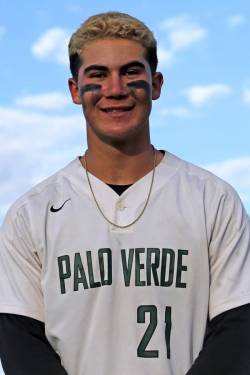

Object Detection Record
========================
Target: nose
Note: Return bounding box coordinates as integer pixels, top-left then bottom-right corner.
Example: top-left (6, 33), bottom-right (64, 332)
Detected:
top-left (104, 74), bottom-right (128, 98)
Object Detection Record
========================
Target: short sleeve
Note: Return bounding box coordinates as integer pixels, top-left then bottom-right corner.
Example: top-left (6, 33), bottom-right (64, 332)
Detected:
top-left (0, 206), bottom-right (44, 322)
top-left (208, 187), bottom-right (250, 320)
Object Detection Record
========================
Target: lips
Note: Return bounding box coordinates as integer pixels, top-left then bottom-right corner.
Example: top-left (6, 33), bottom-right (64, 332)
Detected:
top-left (100, 105), bottom-right (134, 113)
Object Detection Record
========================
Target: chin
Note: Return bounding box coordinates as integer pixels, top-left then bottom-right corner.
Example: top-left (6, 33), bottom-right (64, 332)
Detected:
top-left (102, 128), bottom-right (148, 147)
top-left (88, 119), bottom-right (149, 145)
top-left (99, 133), bottom-right (134, 145)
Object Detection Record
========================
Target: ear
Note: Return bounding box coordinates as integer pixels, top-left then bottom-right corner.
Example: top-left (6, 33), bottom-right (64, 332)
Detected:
top-left (152, 72), bottom-right (164, 100)
top-left (68, 78), bottom-right (82, 105)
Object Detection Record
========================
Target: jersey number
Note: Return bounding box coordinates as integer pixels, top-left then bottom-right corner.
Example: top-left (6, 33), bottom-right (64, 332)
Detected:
top-left (137, 305), bottom-right (171, 359)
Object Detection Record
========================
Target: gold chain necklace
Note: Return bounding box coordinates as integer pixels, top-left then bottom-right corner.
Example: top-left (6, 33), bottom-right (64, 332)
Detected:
top-left (83, 148), bottom-right (156, 229)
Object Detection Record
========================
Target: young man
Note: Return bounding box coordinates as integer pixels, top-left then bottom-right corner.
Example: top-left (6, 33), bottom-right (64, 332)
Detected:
top-left (1, 11), bottom-right (250, 375)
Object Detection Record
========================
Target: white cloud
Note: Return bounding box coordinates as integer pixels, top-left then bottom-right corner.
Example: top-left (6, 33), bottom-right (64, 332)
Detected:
top-left (227, 14), bottom-right (246, 28)
top-left (0, 106), bottom-right (84, 149)
top-left (159, 106), bottom-right (191, 118)
top-left (205, 158), bottom-right (250, 183)
top-left (183, 84), bottom-right (232, 107)
top-left (31, 28), bottom-right (71, 64)
top-left (15, 91), bottom-right (71, 111)
top-left (243, 88), bottom-right (250, 106)
top-left (158, 46), bottom-right (173, 67)
top-left (161, 15), bottom-right (207, 52)
top-left (205, 157), bottom-right (250, 206)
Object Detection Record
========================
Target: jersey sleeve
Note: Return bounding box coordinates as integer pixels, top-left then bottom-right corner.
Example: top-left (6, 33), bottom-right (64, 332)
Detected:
top-left (186, 304), bottom-right (250, 375)
top-left (0, 314), bottom-right (68, 374)
top-left (0, 206), bottom-right (44, 322)
top-left (208, 186), bottom-right (250, 320)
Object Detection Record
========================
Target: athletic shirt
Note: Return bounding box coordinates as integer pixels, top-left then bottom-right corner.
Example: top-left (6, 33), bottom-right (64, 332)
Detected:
top-left (1, 151), bottom-right (250, 375)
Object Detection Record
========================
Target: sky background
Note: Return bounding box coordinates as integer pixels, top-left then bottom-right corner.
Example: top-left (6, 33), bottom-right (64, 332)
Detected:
top-left (0, 0), bottom-right (249, 372)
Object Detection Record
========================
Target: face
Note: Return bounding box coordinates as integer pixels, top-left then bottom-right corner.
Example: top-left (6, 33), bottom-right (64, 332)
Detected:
top-left (69, 38), bottom-right (163, 146)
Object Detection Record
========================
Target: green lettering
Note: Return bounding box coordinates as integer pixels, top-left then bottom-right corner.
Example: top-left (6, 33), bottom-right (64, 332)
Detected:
top-left (74, 253), bottom-right (89, 291)
top-left (57, 255), bottom-right (71, 294)
top-left (161, 249), bottom-right (175, 287)
top-left (87, 251), bottom-right (101, 288)
top-left (98, 248), bottom-right (112, 286)
top-left (135, 248), bottom-right (146, 286)
top-left (146, 248), bottom-right (160, 286)
top-left (121, 249), bottom-right (134, 286)
top-left (176, 249), bottom-right (188, 288)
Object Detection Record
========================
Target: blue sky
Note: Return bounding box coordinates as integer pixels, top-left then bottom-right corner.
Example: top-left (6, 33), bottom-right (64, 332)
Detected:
top-left (0, 0), bottom-right (249, 372)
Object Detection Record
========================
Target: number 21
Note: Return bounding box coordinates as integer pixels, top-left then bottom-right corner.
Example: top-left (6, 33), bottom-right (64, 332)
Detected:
top-left (137, 305), bottom-right (172, 359)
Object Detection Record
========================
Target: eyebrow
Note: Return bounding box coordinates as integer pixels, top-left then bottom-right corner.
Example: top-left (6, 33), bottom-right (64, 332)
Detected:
top-left (121, 61), bottom-right (146, 71)
top-left (83, 61), bottom-right (146, 75)
top-left (84, 65), bottom-right (108, 75)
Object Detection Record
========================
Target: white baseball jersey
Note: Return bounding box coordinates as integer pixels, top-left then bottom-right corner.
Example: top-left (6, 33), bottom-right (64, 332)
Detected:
top-left (1, 151), bottom-right (250, 375)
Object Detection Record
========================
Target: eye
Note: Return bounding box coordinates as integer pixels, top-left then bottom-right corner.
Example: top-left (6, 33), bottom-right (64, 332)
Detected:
top-left (88, 72), bottom-right (106, 79)
top-left (125, 69), bottom-right (140, 76)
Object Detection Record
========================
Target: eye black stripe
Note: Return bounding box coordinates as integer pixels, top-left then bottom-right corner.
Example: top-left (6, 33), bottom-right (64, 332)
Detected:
top-left (127, 80), bottom-right (151, 95)
top-left (80, 84), bottom-right (102, 95)
top-left (79, 80), bottom-right (150, 96)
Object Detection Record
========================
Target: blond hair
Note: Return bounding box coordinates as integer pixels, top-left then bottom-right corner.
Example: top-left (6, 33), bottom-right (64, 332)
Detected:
top-left (68, 11), bottom-right (158, 79)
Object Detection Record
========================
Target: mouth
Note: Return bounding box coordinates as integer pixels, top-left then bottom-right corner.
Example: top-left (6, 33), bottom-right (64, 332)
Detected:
top-left (100, 106), bottom-right (134, 113)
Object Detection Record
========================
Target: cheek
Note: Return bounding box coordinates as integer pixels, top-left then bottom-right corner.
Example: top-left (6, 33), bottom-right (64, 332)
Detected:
top-left (79, 84), bottom-right (102, 96)
top-left (79, 84), bottom-right (102, 107)
top-left (127, 80), bottom-right (152, 106)
top-left (127, 80), bottom-right (151, 97)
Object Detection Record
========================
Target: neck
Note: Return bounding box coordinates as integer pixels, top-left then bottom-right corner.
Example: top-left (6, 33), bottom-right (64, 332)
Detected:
top-left (80, 142), bottom-right (163, 185)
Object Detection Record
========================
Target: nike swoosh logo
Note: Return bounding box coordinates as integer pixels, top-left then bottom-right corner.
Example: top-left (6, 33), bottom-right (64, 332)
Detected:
top-left (50, 198), bottom-right (71, 213)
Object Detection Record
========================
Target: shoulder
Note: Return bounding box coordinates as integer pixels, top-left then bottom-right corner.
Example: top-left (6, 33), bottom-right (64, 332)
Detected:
top-left (162, 151), bottom-right (238, 195)
top-left (3, 158), bottom-right (81, 224)
top-left (161, 151), bottom-right (248, 226)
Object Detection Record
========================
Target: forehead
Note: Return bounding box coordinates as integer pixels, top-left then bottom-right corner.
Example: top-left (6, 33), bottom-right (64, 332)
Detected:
top-left (79, 38), bottom-right (148, 69)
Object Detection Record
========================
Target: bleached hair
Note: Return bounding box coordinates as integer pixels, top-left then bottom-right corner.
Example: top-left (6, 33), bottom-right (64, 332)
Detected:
top-left (68, 11), bottom-right (158, 79)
